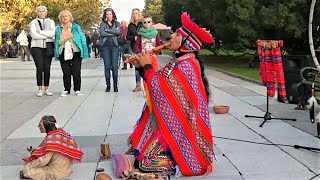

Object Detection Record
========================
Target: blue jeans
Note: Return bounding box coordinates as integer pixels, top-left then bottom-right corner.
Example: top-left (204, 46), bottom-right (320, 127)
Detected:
top-left (120, 44), bottom-right (133, 66)
top-left (101, 45), bottom-right (119, 85)
top-left (135, 68), bottom-right (141, 85)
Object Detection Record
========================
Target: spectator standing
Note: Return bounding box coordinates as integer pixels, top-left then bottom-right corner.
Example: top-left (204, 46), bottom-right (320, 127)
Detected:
top-left (120, 20), bottom-right (133, 70)
top-left (127, 8), bottom-right (143, 92)
top-left (91, 30), bottom-right (100, 58)
top-left (16, 30), bottom-right (31, 61)
top-left (85, 32), bottom-right (91, 56)
top-left (134, 15), bottom-right (161, 71)
top-left (54, 10), bottom-right (89, 97)
top-left (29, 5), bottom-right (55, 97)
top-left (99, 8), bottom-right (121, 92)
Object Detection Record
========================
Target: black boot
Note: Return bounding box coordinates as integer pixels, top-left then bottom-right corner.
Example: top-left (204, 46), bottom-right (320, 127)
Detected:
top-left (114, 84), bottom-right (118, 92)
top-left (105, 83), bottom-right (111, 92)
top-left (122, 63), bottom-right (127, 70)
top-left (20, 170), bottom-right (30, 179)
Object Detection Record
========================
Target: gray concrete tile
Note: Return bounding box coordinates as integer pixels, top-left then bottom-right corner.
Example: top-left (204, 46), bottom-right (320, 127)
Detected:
top-left (243, 170), bottom-right (317, 180)
top-left (256, 103), bottom-right (318, 137)
top-left (207, 76), bottom-right (237, 87)
top-left (238, 96), bottom-right (277, 106)
top-left (2, 57), bottom-right (319, 180)
top-left (0, 165), bottom-right (23, 180)
top-left (241, 85), bottom-right (267, 96)
top-left (105, 133), bottom-right (131, 154)
top-left (217, 141), bottom-right (308, 175)
top-left (69, 163), bottom-right (97, 180)
top-left (217, 86), bottom-right (260, 97)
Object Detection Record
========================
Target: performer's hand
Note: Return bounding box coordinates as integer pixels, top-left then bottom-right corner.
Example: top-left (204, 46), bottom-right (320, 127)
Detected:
top-left (124, 54), bottom-right (141, 68)
top-left (131, 60), bottom-right (141, 68)
top-left (136, 52), bottom-right (152, 67)
top-left (123, 54), bottom-right (132, 60)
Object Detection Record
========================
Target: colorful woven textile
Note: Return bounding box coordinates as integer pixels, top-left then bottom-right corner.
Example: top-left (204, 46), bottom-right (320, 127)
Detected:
top-left (136, 139), bottom-right (175, 176)
top-left (128, 53), bottom-right (214, 176)
top-left (257, 40), bottom-right (287, 101)
top-left (111, 154), bottom-right (135, 177)
top-left (23, 129), bottom-right (83, 163)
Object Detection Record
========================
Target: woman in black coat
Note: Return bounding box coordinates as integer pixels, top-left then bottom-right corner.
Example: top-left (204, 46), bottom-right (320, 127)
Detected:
top-left (126, 8), bottom-right (143, 92)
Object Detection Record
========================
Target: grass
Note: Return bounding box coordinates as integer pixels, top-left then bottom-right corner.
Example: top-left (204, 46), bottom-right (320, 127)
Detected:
top-left (203, 55), bottom-right (260, 81)
top-left (161, 49), bottom-right (260, 82)
top-left (162, 49), bottom-right (215, 56)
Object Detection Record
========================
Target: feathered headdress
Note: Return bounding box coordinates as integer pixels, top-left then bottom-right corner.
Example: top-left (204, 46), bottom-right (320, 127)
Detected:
top-left (177, 12), bottom-right (214, 51)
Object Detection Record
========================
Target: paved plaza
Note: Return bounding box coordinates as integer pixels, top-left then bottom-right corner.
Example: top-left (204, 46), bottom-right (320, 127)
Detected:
top-left (0, 56), bottom-right (319, 180)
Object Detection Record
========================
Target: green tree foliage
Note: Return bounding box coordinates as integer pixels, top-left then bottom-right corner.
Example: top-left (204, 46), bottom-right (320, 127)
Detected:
top-left (161, 0), bottom-right (320, 52)
top-left (42, 0), bottom-right (103, 31)
top-left (0, 0), bottom-right (40, 31)
top-left (0, 0), bottom-right (102, 32)
top-left (143, 0), bottom-right (164, 23)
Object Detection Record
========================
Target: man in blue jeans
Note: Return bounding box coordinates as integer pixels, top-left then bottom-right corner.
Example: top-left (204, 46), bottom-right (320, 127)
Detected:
top-left (120, 21), bottom-right (133, 70)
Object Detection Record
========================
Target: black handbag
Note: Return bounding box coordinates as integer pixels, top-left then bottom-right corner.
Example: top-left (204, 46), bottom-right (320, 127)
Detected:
top-left (37, 20), bottom-right (54, 57)
top-left (46, 42), bottom-right (54, 57)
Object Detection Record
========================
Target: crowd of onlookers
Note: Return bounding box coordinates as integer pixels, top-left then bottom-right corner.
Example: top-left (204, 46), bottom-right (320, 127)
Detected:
top-left (0, 29), bottom-right (95, 61)
top-left (0, 32), bottom-right (31, 59)
top-left (1, 5), bottom-right (164, 97)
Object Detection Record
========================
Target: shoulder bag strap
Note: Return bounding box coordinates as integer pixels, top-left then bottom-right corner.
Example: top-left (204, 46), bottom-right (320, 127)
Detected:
top-left (37, 20), bottom-right (43, 30)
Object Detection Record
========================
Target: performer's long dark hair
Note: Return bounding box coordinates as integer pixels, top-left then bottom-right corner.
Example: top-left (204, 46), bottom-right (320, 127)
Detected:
top-left (194, 51), bottom-right (210, 99)
top-left (42, 116), bottom-right (57, 133)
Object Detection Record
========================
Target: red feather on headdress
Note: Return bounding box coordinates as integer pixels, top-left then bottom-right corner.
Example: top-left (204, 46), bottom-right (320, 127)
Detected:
top-left (180, 12), bottom-right (214, 44)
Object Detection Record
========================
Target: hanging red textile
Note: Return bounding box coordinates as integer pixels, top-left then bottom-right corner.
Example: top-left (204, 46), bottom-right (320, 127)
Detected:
top-left (257, 40), bottom-right (288, 101)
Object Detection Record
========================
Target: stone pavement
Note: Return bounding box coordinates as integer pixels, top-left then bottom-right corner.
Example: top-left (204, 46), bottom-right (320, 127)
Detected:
top-left (0, 56), bottom-right (319, 180)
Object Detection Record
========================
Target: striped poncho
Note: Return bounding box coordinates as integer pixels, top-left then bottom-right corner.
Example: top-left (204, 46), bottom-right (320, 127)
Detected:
top-left (23, 128), bottom-right (83, 163)
top-left (128, 53), bottom-right (214, 176)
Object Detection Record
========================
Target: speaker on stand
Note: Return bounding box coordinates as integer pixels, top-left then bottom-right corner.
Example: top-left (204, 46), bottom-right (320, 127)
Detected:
top-left (279, 55), bottom-right (314, 104)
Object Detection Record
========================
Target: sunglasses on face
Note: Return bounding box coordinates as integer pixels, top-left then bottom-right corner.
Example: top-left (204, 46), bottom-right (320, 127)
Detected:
top-left (143, 21), bottom-right (152, 24)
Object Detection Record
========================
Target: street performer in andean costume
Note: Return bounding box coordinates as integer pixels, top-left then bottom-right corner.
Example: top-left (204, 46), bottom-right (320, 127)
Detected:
top-left (125, 12), bottom-right (215, 177)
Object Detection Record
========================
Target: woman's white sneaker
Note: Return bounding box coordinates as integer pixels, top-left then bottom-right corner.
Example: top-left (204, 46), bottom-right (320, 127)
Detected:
top-left (61, 91), bottom-right (70, 97)
top-left (75, 91), bottom-right (83, 96)
top-left (45, 90), bottom-right (53, 96)
top-left (36, 90), bottom-right (43, 97)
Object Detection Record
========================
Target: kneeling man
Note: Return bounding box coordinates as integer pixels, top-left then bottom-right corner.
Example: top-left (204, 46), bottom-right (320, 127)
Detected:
top-left (20, 116), bottom-right (83, 180)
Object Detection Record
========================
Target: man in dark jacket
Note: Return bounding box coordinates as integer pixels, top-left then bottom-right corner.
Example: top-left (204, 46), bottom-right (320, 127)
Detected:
top-left (91, 31), bottom-right (100, 58)
top-left (85, 32), bottom-right (91, 57)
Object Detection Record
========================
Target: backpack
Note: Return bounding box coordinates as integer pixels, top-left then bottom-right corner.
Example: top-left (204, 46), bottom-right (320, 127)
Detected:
top-left (116, 22), bottom-right (126, 46)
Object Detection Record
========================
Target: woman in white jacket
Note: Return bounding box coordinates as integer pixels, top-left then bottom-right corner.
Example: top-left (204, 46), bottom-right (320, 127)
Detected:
top-left (30, 5), bottom-right (55, 97)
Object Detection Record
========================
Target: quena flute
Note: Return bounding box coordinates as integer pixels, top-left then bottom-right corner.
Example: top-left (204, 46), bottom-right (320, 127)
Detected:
top-left (124, 42), bottom-right (171, 64)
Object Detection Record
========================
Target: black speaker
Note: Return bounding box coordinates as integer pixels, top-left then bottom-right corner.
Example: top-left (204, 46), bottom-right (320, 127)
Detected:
top-left (280, 55), bottom-right (314, 104)
top-left (281, 73), bottom-right (302, 104)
